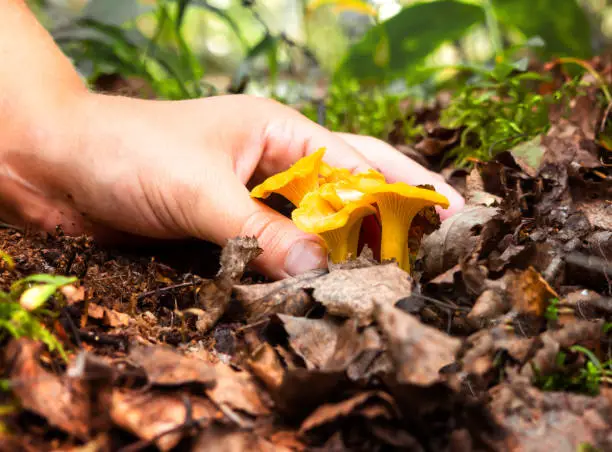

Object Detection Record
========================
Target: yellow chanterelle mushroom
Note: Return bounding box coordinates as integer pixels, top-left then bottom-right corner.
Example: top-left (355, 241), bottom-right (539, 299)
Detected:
top-left (352, 179), bottom-right (449, 272)
top-left (292, 191), bottom-right (376, 263)
top-left (250, 147), bottom-right (326, 206)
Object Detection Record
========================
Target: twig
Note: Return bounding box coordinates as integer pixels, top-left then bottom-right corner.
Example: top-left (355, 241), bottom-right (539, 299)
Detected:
top-left (137, 281), bottom-right (201, 302)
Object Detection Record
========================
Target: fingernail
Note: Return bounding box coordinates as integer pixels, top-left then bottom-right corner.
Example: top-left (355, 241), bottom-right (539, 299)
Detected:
top-left (285, 240), bottom-right (328, 276)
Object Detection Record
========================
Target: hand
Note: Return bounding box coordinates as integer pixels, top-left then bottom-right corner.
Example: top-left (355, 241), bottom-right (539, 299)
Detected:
top-left (0, 93), bottom-right (464, 279)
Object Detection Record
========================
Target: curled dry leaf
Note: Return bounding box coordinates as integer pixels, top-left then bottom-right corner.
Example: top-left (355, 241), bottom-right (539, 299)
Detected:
top-left (466, 289), bottom-right (510, 328)
top-left (461, 326), bottom-right (534, 381)
top-left (375, 303), bottom-right (461, 386)
top-left (87, 302), bottom-right (130, 327)
top-left (299, 391), bottom-right (400, 437)
top-left (6, 339), bottom-right (92, 439)
top-left (110, 389), bottom-right (219, 452)
top-left (196, 237), bottom-right (262, 332)
top-left (507, 267), bottom-right (558, 317)
top-left (276, 315), bottom-right (342, 370)
top-left (247, 342), bottom-right (285, 392)
top-left (308, 263), bottom-right (413, 322)
top-left (128, 343), bottom-right (216, 387)
top-left (420, 206), bottom-right (500, 278)
top-left (205, 362), bottom-right (270, 419)
top-left (59, 284), bottom-right (86, 304)
top-left (465, 168), bottom-right (503, 207)
top-left (233, 269), bottom-right (323, 322)
top-left (236, 262), bottom-right (412, 324)
top-left (575, 199), bottom-right (612, 230)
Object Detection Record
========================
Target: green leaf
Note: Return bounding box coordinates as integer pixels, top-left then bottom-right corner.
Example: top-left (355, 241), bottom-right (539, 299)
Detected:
top-left (509, 135), bottom-right (545, 175)
top-left (491, 0), bottom-right (592, 59)
top-left (82, 0), bottom-right (154, 26)
top-left (176, 0), bottom-right (194, 30)
top-left (335, 1), bottom-right (485, 83)
top-left (19, 285), bottom-right (58, 311)
top-left (16, 274), bottom-right (78, 287)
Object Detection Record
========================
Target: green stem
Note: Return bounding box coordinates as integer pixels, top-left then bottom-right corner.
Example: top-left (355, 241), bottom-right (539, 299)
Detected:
top-left (482, 0), bottom-right (502, 59)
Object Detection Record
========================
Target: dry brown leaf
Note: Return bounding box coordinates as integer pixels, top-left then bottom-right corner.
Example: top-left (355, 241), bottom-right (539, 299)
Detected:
top-left (272, 369), bottom-right (347, 417)
top-left (110, 389), bottom-right (218, 451)
top-left (466, 168), bottom-right (503, 207)
top-left (309, 263), bottom-right (412, 322)
top-left (299, 391), bottom-right (399, 436)
top-left (375, 304), bottom-right (460, 386)
top-left (521, 320), bottom-right (604, 379)
top-left (236, 263), bottom-right (412, 323)
top-left (128, 343), bottom-right (216, 387)
top-left (195, 237), bottom-right (262, 332)
top-left (575, 199), bottom-right (612, 230)
top-left (87, 302), bottom-right (130, 327)
top-left (59, 284), bottom-right (86, 305)
top-left (247, 342), bottom-right (285, 392)
top-left (490, 382), bottom-right (612, 451)
top-left (420, 206), bottom-right (500, 278)
top-left (277, 315), bottom-right (342, 370)
top-left (233, 270), bottom-right (321, 322)
top-left (6, 339), bottom-right (91, 439)
top-left (206, 362), bottom-right (270, 419)
top-left (193, 426), bottom-right (287, 452)
top-left (508, 267), bottom-right (558, 317)
top-left (467, 289), bottom-right (510, 328)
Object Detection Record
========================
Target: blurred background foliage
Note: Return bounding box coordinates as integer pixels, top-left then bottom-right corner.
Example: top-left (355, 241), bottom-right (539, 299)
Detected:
top-left (27, 0), bottom-right (612, 159)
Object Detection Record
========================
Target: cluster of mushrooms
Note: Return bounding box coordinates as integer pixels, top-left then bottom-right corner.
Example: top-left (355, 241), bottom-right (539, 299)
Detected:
top-left (250, 148), bottom-right (449, 273)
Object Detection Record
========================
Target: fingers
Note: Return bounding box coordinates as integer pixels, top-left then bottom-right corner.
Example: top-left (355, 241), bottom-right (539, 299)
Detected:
top-left (194, 174), bottom-right (328, 280)
top-left (252, 101), bottom-right (373, 181)
top-left (334, 133), bottom-right (465, 219)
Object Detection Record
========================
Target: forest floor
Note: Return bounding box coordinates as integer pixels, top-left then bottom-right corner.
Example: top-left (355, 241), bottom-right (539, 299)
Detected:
top-left (0, 57), bottom-right (611, 452)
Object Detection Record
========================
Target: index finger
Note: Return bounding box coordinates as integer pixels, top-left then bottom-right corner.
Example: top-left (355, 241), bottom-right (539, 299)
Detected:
top-left (335, 133), bottom-right (465, 219)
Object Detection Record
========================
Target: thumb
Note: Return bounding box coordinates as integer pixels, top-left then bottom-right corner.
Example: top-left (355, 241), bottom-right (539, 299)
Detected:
top-left (238, 200), bottom-right (329, 280)
top-left (197, 176), bottom-right (328, 280)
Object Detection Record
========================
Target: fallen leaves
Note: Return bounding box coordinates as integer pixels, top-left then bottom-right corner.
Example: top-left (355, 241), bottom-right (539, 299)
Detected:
top-left (128, 343), bottom-right (216, 387)
top-left (420, 205), bottom-right (500, 278)
top-left (376, 303), bottom-right (460, 386)
top-left (195, 237), bottom-right (262, 332)
top-left (507, 266), bottom-right (558, 317)
top-left (5, 339), bottom-right (105, 440)
top-left (236, 261), bottom-right (412, 323)
top-left (110, 390), bottom-right (218, 451)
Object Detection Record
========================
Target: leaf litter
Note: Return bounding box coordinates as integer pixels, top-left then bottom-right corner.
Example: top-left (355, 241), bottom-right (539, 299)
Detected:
top-left (0, 64), bottom-right (612, 452)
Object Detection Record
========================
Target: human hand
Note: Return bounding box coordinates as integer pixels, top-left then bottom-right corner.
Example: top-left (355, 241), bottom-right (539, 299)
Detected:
top-left (0, 93), bottom-right (463, 279)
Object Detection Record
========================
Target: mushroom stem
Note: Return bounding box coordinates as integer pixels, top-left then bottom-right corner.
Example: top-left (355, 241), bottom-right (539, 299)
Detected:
top-left (377, 196), bottom-right (426, 272)
top-left (319, 210), bottom-right (372, 263)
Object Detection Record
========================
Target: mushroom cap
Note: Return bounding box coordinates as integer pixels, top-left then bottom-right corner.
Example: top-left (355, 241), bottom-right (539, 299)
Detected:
top-left (250, 147), bottom-right (326, 204)
top-left (318, 170), bottom-right (386, 210)
top-left (292, 190), bottom-right (376, 234)
top-left (354, 180), bottom-right (450, 209)
top-left (319, 162), bottom-right (352, 184)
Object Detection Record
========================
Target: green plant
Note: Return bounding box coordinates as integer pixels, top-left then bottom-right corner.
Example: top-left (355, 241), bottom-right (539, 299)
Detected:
top-left (301, 78), bottom-right (423, 141)
top-left (52, 2), bottom-right (210, 100)
top-left (438, 56), bottom-right (585, 166)
top-left (533, 344), bottom-right (612, 395)
top-left (544, 297), bottom-right (560, 322)
top-left (0, 267), bottom-right (77, 361)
